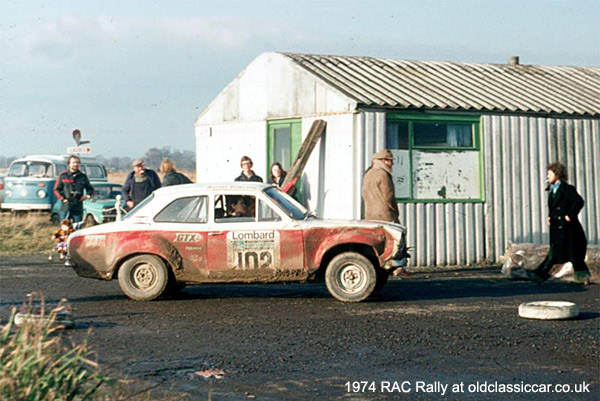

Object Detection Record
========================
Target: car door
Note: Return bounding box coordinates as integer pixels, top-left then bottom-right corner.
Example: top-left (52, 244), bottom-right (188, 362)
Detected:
top-left (206, 193), bottom-right (305, 282)
top-left (152, 195), bottom-right (208, 281)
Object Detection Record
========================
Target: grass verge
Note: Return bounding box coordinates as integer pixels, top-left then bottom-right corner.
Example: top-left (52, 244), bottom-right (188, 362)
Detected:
top-left (0, 213), bottom-right (55, 256)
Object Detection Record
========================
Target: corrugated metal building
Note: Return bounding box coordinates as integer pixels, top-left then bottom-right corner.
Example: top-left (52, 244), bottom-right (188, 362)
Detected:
top-left (195, 52), bottom-right (600, 267)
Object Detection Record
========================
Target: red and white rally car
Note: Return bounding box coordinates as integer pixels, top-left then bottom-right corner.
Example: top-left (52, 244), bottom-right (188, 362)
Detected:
top-left (68, 183), bottom-right (409, 302)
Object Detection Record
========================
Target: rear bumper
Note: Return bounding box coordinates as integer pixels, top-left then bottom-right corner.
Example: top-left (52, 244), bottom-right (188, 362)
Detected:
top-left (1, 203), bottom-right (51, 211)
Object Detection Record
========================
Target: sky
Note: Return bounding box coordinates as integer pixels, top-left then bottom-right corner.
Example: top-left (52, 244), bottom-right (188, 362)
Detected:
top-left (1, 0), bottom-right (599, 158)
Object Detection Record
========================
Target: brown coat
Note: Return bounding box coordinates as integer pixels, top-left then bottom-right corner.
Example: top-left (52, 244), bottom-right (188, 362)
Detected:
top-left (362, 161), bottom-right (399, 223)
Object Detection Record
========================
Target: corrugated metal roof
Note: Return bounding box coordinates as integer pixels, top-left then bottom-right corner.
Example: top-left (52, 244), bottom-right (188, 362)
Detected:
top-left (283, 53), bottom-right (600, 116)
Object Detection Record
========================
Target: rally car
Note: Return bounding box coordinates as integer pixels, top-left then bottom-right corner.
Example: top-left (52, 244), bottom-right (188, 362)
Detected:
top-left (68, 183), bottom-right (409, 302)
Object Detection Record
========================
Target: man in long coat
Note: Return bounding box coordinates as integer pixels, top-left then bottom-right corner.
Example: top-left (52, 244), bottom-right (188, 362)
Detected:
top-left (362, 149), bottom-right (400, 223)
top-left (533, 162), bottom-right (590, 283)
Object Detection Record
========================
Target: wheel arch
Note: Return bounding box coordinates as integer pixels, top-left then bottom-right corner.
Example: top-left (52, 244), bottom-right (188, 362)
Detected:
top-left (315, 243), bottom-right (379, 279)
top-left (111, 252), bottom-right (175, 281)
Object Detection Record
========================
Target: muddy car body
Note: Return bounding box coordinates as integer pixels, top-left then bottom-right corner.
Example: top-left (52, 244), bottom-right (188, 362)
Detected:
top-left (68, 183), bottom-right (408, 302)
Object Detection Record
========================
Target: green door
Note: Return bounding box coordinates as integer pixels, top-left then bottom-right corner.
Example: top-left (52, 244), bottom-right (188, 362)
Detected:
top-left (267, 119), bottom-right (302, 182)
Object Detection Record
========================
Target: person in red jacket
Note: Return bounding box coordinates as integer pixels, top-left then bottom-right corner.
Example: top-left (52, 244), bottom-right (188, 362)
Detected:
top-left (54, 155), bottom-right (94, 223)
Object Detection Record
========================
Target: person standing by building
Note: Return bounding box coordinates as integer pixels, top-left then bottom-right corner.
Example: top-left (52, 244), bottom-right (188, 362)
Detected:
top-left (234, 156), bottom-right (263, 182)
top-left (160, 158), bottom-right (192, 187)
top-left (532, 162), bottom-right (590, 283)
top-left (269, 161), bottom-right (297, 198)
top-left (54, 155), bottom-right (95, 223)
top-left (122, 159), bottom-right (161, 210)
top-left (362, 149), bottom-right (409, 278)
top-left (362, 149), bottom-right (400, 223)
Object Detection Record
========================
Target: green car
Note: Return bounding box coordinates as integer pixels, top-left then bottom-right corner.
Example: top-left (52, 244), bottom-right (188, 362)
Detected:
top-left (51, 182), bottom-right (124, 226)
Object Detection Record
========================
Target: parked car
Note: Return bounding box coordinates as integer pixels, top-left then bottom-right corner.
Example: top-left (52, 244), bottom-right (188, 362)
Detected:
top-left (51, 182), bottom-right (124, 226)
top-left (2, 155), bottom-right (107, 212)
top-left (68, 183), bottom-right (409, 302)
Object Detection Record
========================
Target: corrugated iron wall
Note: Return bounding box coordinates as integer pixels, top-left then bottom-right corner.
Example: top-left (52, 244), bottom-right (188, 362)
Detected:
top-left (359, 111), bottom-right (600, 267)
top-left (482, 115), bottom-right (600, 264)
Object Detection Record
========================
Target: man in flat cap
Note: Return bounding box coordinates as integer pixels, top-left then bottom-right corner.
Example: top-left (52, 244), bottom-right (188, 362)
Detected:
top-left (122, 158), bottom-right (161, 210)
top-left (363, 149), bottom-right (409, 278)
top-left (362, 149), bottom-right (400, 223)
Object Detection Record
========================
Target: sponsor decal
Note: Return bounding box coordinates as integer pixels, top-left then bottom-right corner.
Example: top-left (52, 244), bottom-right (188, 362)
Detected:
top-left (227, 231), bottom-right (280, 270)
top-left (185, 246), bottom-right (204, 251)
top-left (85, 235), bottom-right (106, 247)
top-left (174, 233), bottom-right (201, 242)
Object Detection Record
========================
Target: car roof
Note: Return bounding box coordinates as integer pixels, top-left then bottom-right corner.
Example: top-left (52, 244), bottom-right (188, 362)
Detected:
top-left (13, 155), bottom-right (101, 164)
top-left (153, 182), bottom-right (274, 196)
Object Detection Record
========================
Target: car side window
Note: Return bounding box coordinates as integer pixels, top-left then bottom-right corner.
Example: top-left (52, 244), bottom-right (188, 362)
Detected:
top-left (85, 165), bottom-right (105, 180)
top-left (155, 196), bottom-right (208, 223)
top-left (258, 199), bottom-right (281, 222)
top-left (215, 194), bottom-right (256, 223)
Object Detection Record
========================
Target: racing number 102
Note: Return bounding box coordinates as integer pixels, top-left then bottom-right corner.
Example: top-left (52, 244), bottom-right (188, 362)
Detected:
top-left (236, 251), bottom-right (273, 269)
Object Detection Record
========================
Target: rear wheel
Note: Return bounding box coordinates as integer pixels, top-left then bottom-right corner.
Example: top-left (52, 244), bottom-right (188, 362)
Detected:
top-left (325, 252), bottom-right (376, 302)
top-left (118, 255), bottom-right (169, 301)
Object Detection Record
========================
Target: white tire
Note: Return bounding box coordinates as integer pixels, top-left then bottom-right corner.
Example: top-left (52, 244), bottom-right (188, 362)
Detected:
top-left (518, 301), bottom-right (579, 320)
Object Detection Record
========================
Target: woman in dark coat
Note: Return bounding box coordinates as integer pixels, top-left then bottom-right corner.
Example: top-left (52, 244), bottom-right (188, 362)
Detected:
top-left (534, 162), bottom-right (590, 283)
top-left (269, 162), bottom-right (297, 198)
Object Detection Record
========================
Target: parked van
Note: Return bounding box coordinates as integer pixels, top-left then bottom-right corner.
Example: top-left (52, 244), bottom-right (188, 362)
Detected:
top-left (1, 155), bottom-right (107, 211)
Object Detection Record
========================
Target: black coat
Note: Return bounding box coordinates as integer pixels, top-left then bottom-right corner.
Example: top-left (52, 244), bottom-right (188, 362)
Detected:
top-left (235, 171), bottom-right (263, 182)
top-left (162, 171), bottom-right (192, 187)
top-left (546, 181), bottom-right (587, 269)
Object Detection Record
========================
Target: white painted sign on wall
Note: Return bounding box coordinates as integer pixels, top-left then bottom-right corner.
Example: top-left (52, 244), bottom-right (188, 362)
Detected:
top-left (390, 149), bottom-right (410, 198)
top-left (412, 151), bottom-right (480, 200)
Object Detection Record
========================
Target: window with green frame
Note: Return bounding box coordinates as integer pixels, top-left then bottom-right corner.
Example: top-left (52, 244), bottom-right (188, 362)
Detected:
top-left (385, 114), bottom-right (483, 202)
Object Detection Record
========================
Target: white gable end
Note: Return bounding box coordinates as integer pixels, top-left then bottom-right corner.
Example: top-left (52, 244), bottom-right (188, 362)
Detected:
top-left (195, 52), bottom-right (356, 126)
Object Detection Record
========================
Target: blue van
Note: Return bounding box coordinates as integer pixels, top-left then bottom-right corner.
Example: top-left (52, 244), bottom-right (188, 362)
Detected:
top-left (1, 155), bottom-right (107, 212)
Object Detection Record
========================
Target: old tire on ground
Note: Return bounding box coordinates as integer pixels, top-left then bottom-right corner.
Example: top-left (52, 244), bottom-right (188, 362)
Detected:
top-left (118, 255), bottom-right (169, 301)
top-left (83, 214), bottom-right (97, 228)
top-left (518, 301), bottom-right (579, 320)
top-left (325, 252), bottom-right (376, 302)
top-left (373, 270), bottom-right (389, 293)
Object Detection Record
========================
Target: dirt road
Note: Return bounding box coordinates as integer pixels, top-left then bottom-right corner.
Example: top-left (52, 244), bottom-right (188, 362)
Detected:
top-left (1, 255), bottom-right (598, 400)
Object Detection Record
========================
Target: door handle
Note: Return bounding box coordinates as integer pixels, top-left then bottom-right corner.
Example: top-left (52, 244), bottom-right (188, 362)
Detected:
top-left (208, 232), bottom-right (224, 236)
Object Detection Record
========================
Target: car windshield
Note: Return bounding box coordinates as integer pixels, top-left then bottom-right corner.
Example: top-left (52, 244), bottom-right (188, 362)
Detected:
top-left (122, 194), bottom-right (154, 220)
top-left (264, 187), bottom-right (309, 220)
top-left (8, 162), bottom-right (53, 178)
top-left (93, 185), bottom-right (122, 200)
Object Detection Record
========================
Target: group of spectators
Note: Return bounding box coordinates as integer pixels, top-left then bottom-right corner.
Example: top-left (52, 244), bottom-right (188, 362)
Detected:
top-left (54, 155), bottom-right (192, 222)
top-left (54, 154), bottom-right (292, 223)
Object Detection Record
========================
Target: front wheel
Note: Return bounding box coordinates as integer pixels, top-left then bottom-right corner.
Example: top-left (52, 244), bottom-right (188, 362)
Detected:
top-left (118, 255), bottom-right (169, 301)
top-left (325, 252), bottom-right (376, 302)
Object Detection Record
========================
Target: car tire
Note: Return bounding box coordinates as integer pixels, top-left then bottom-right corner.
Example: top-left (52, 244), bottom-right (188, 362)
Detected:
top-left (118, 255), bottom-right (169, 301)
top-left (373, 270), bottom-right (389, 293)
top-left (518, 301), bottom-right (579, 320)
top-left (83, 214), bottom-right (97, 228)
top-left (325, 252), bottom-right (376, 302)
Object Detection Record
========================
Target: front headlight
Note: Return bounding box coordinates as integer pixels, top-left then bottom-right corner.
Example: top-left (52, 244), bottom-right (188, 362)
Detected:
top-left (37, 189), bottom-right (47, 198)
top-left (6, 190), bottom-right (12, 198)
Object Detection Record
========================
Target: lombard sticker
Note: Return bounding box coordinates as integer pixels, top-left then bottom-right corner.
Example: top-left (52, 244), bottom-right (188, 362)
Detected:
top-left (174, 233), bottom-right (202, 242)
top-left (226, 231), bottom-right (280, 270)
top-left (85, 235), bottom-right (106, 247)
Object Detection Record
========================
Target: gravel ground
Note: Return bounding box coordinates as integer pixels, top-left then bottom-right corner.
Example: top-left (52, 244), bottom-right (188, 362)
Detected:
top-left (1, 254), bottom-right (598, 400)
